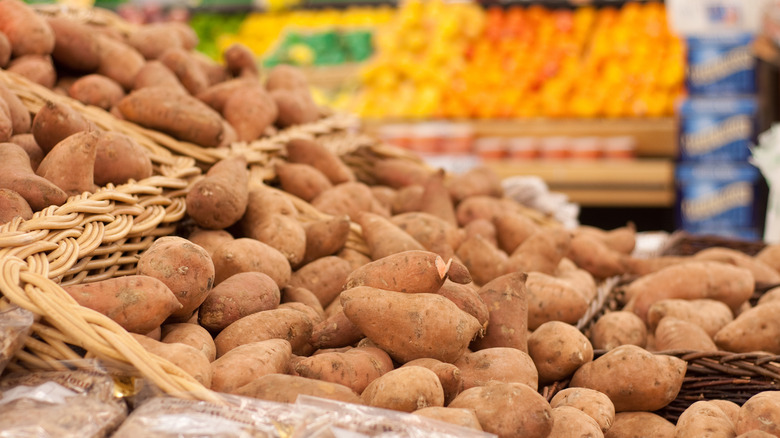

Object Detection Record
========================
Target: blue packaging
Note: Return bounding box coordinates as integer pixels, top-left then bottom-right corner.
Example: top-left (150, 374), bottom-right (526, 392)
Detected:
top-left (676, 162), bottom-right (762, 240)
top-left (678, 97), bottom-right (757, 162)
top-left (686, 33), bottom-right (756, 96)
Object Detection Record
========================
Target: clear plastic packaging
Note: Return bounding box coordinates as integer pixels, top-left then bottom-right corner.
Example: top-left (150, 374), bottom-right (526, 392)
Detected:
top-left (0, 301), bottom-right (34, 374)
top-left (0, 366), bottom-right (128, 438)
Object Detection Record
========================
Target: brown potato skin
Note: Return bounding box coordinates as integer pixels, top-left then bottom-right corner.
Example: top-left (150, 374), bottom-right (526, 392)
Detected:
top-left (47, 17), bottom-right (100, 72)
top-left (0, 0), bottom-right (55, 57)
top-left (32, 100), bottom-right (93, 153)
top-left (95, 35), bottom-right (145, 90)
top-left (436, 280), bottom-right (488, 330)
top-left (570, 345), bottom-right (686, 412)
top-left (294, 346), bottom-right (394, 395)
top-left (36, 130), bottom-right (99, 196)
top-left (300, 215), bottom-right (350, 266)
top-left (285, 138), bottom-right (354, 185)
top-left (198, 271), bottom-right (280, 332)
top-left (0, 142), bottom-right (67, 211)
top-left (10, 134), bottom-right (43, 171)
top-left (275, 161), bottom-right (332, 203)
top-left (343, 250), bottom-right (447, 295)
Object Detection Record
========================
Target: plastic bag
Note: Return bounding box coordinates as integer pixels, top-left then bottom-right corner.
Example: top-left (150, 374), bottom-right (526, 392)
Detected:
top-left (0, 300), bottom-right (34, 374)
top-left (0, 365), bottom-right (128, 438)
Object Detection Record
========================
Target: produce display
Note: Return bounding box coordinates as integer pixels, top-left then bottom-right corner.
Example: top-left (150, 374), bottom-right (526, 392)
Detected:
top-left (1, 1), bottom-right (780, 437)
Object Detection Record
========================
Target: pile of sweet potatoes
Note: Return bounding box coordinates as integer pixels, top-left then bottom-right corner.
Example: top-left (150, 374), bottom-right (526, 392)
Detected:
top-left (4, 1), bottom-right (780, 436)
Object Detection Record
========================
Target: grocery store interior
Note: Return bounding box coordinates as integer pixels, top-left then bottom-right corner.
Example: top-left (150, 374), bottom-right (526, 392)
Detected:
top-left (32, 0), bottom-right (780, 239)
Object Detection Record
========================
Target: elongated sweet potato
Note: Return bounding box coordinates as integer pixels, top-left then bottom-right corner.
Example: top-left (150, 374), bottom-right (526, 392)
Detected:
top-left (68, 74), bottom-right (125, 110)
top-left (341, 286), bottom-right (481, 363)
top-left (234, 373), bottom-right (361, 405)
top-left (285, 138), bottom-right (355, 184)
top-left (32, 100), bottom-right (93, 153)
top-left (654, 316), bottom-right (718, 352)
top-left (0, 0), bottom-right (55, 57)
top-left (211, 237), bottom-right (291, 288)
top-left (186, 155), bottom-right (249, 230)
top-left (210, 339), bottom-right (291, 393)
top-left (0, 83), bottom-right (31, 135)
top-left (0, 142), bottom-right (67, 211)
top-left (117, 87), bottom-right (225, 147)
top-left (159, 47), bottom-right (210, 96)
top-left (455, 347), bottom-right (538, 391)
top-left (270, 88), bottom-right (320, 128)
top-left (300, 215), bottom-right (350, 266)
top-left (275, 161), bottom-right (333, 203)
top-left (494, 212), bottom-right (541, 254)
top-left (198, 271), bottom-right (280, 332)
top-left (214, 307), bottom-right (313, 357)
top-left (133, 60), bottom-right (187, 93)
top-left (455, 233), bottom-right (508, 286)
top-left (288, 256), bottom-right (352, 308)
top-left (294, 346), bottom-right (394, 394)
top-left (36, 130), bottom-right (100, 196)
top-left (10, 134), bottom-right (43, 171)
top-left (46, 16), bottom-right (100, 72)
top-left (186, 228), bottom-right (233, 259)
top-left (95, 34), bottom-right (145, 90)
top-left (0, 188), bottom-right (32, 224)
top-left (343, 250), bottom-right (449, 295)
top-left (372, 158), bottom-right (432, 189)
top-left (646, 298), bottom-right (733, 338)
top-left (356, 211), bottom-right (427, 260)
top-left (568, 233), bottom-right (629, 279)
top-left (693, 246), bottom-right (780, 285)
top-left (160, 323), bottom-right (216, 362)
top-left (471, 272), bottom-right (529, 352)
top-left (63, 275), bottom-right (181, 334)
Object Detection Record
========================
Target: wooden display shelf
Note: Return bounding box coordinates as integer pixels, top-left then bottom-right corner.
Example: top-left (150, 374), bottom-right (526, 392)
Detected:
top-left (486, 158), bottom-right (676, 207)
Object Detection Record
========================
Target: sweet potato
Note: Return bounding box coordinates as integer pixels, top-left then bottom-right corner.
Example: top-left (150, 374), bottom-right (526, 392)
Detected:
top-left (93, 131), bottom-right (153, 186)
top-left (757, 286), bottom-right (780, 306)
top-left (198, 271), bottom-right (280, 332)
top-left (160, 323), bottom-right (216, 362)
top-left (294, 346), bottom-right (394, 394)
top-left (448, 382), bottom-right (553, 438)
top-left (412, 407), bottom-right (483, 431)
top-left (270, 88), bottom-right (320, 127)
top-left (436, 280), bottom-right (488, 330)
top-left (693, 246), bottom-right (780, 285)
top-left (36, 130), bottom-right (99, 196)
top-left (214, 307), bottom-right (313, 357)
top-left (68, 74), bottom-right (125, 110)
top-left (455, 347), bottom-right (538, 391)
top-left (288, 256), bottom-right (352, 308)
top-left (279, 301), bottom-right (323, 325)
top-left (195, 77), bottom-right (256, 112)
top-left (337, 247), bottom-right (372, 272)
top-left (391, 184), bottom-right (424, 214)
top-left (370, 158), bottom-right (432, 189)
top-left (714, 301), bottom-right (780, 353)
top-left (606, 412), bottom-right (675, 438)
top-left (567, 233), bottom-right (629, 279)
top-left (186, 228), bottom-right (233, 258)
top-left (589, 311), bottom-right (648, 351)
top-left (136, 236), bottom-right (215, 321)
top-left (0, 82), bottom-right (31, 135)
top-left (46, 16), bottom-right (100, 72)
top-left (653, 316), bottom-right (718, 352)
top-left (311, 182), bottom-right (382, 221)
top-left (127, 22), bottom-right (186, 60)
top-left (575, 222), bottom-right (636, 255)
top-left (390, 212), bottom-right (461, 260)
top-left (550, 387), bottom-right (615, 434)
top-left (250, 213), bottom-right (307, 266)
top-left (555, 258), bottom-right (598, 302)
top-left (341, 286), bottom-right (481, 363)
top-left (570, 345), bottom-right (686, 412)
top-left (0, 188), bottom-right (32, 223)
top-left (504, 227), bottom-right (571, 276)
top-left (711, 399), bottom-right (741, 428)
top-left (471, 272), bottom-right (529, 352)
top-left (275, 161), bottom-right (332, 203)
top-left (455, 196), bottom-right (522, 227)
top-left (417, 169), bottom-right (458, 225)
top-left (265, 64), bottom-right (309, 92)
top-left (223, 42), bottom-right (258, 78)
top-left (32, 100), bottom-right (93, 154)
top-left (548, 406), bottom-right (604, 438)
top-left (528, 321), bottom-right (593, 383)
top-left (402, 358), bottom-right (463, 404)
top-left (736, 391), bottom-right (780, 436)
top-left (9, 134), bottom-right (42, 171)
top-left (7, 54), bottom-right (56, 88)
top-left (0, 32), bottom-right (10, 67)
top-left (186, 155), bottom-right (249, 229)
top-left (361, 366), bottom-right (444, 412)
top-left (131, 334), bottom-right (212, 387)
top-left (300, 215), bottom-right (350, 265)
top-left (675, 400), bottom-right (736, 437)
top-left (463, 218), bottom-right (498, 247)
top-left (343, 250), bottom-right (449, 295)
top-left (647, 298), bottom-right (733, 338)
top-left (355, 211), bottom-right (427, 260)
top-left (132, 60), bottom-right (187, 93)
top-left (525, 271), bottom-right (589, 330)
top-left (455, 233), bottom-right (508, 286)
top-left (755, 244), bottom-right (780, 275)
top-left (62, 275), bottom-right (181, 334)
top-left (233, 373), bottom-right (361, 405)
top-left (211, 238), bottom-right (291, 289)
top-left (285, 138), bottom-right (355, 184)
top-left (309, 300), bottom-right (363, 349)
top-left (494, 212), bottom-right (541, 254)
top-left (281, 286), bottom-right (326, 319)
top-left (159, 47), bottom-right (210, 96)
top-left (0, 142), bottom-right (67, 211)
top-left (0, 0), bottom-right (55, 57)
top-left (210, 339), bottom-right (291, 393)
top-left (117, 87), bottom-right (225, 147)
top-left (95, 35), bottom-right (145, 90)
top-left (446, 165), bottom-right (504, 203)
top-left (370, 185), bottom-right (396, 212)
top-left (626, 260), bottom-right (755, 323)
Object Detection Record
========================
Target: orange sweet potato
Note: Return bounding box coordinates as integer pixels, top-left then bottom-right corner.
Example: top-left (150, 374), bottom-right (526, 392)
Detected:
top-left (309, 300), bottom-right (363, 350)
top-left (285, 138), bottom-right (355, 184)
top-left (0, 142), bottom-right (67, 211)
top-left (210, 339), bottom-right (291, 393)
top-left (186, 228), bottom-right (233, 259)
top-left (136, 236), bottom-right (215, 321)
top-left (343, 250), bottom-right (449, 295)
top-left (401, 358), bottom-right (463, 405)
top-left (0, 82), bottom-right (31, 135)
top-left (95, 35), bottom-right (145, 90)
top-left (132, 60), bottom-right (187, 93)
top-left (525, 271), bottom-right (590, 330)
top-left (36, 130), bottom-right (100, 196)
top-left (198, 271), bottom-right (280, 332)
top-left (63, 275), bottom-right (182, 334)
top-left (455, 347), bottom-right (538, 391)
top-left (693, 247), bottom-right (780, 285)
top-left (714, 301), bottom-right (780, 354)
top-left (160, 322), bottom-right (216, 362)
top-left (270, 88), bottom-right (320, 128)
top-left (589, 310), bottom-right (648, 351)
top-left (0, 0), bottom-right (55, 57)
top-left (93, 131), bottom-right (153, 186)
top-left (46, 16), bottom-right (100, 72)
top-left (195, 77), bottom-right (256, 112)
top-left (223, 42), bottom-right (258, 78)
top-left (68, 74), bottom-right (125, 110)
top-left (436, 280), bottom-right (488, 330)
top-left (274, 161), bottom-right (333, 203)
top-left (288, 256), bottom-right (352, 307)
top-left (300, 215), bottom-right (350, 265)
top-left (470, 272), bottom-right (529, 352)
top-left (214, 307), bottom-right (313, 357)
top-left (31, 100), bottom-right (93, 153)
top-left (355, 211), bottom-right (427, 260)
top-left (294, 346), bottom-right (394, 394)
top-left (418, 169), bottom-right (458, 226)
top-left (455, 233), bottom-right (508, 286)
top-left (223, 86), bottom-right (277, 142)
top-left (391, 184), bottom-right (424, 214)
top-left (186, 155), bottom-right (249, 229)
top-left (494, 212), bottom-right (542, 254)
top-left (281, 286), bottom-right (326, 319)
top-left (0, 30), bottom-right (10, 67)
top-left (159, 47), bottom-right (210, 96)
top-left (567, 233), bottom-right (629, 279)
top-left (341, 286), bottom-right (481, 363)
top-left (234, 373), bottom-right (361, 405)
top-left (653, 316), bottom-right (718, 352)
top-left (211, 237), bottom-right (291, 288)
top-left (9, 134), bottom-right (43, 172)
top-left (7, 54), bottom-right (56, 88)
top-left (0, 188), bottom-right (32, 224)
top-left (311, 182), bottom-right (382, 220)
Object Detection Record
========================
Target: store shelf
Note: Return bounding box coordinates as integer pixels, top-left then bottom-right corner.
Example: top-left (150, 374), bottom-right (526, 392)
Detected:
top-left (486, 158), bottom-right (676, 207)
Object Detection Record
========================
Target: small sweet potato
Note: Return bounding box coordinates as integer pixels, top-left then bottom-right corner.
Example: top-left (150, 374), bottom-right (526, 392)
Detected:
top-left (391, 184), bottom-right (424, 214)
top-left (68, 74), bottom-right (125, 110)
top-left (265, 64), bottom-right (309, 92)
top-left (653, 316), bottom-right (718, 352)
top-left (95, 34), bottom-right (145, 90)
top-left (372, 158), bottom-right (432, 189)
top-left (7, 54), bottom-right (57, 88)
top-left (288, 256), bottom-right (352, 308)
top-left (160, 322), bottom-right (216, 362)
top-left (402, 358), bottom-right (463, 405)
top-left (528, 321), bottom-right (593, 383)
top-left (0, 82), bottom-right (31, 135)
top-left (494, 212), bottom-right (541, 254)
top-left (391, 212), bottom-right (461, 260)
top-left (137, 236), bottom-right (215, 321)
top-left (412, 407), bottom-right (483, 431)
top-left (455, 196), bottom-right (520, 227)
top-left (9, 134), bottom-right (43, 171)
top-left (275, 161), bottom-right (333, 203)
top-left (436, 280), bottom-right (488, 330)
top-left (233, 373), bottom-right (361, 405)
top-left (133, 60), bottom-right (187, 93)
top-left (132, 333), bottom-right (212, 387)
top-left (32, 99), bottom-right (93, 153)
top-left (714, 301), bottom-right (780, 354)
top-left (223, 42), bottom-right (259, 78)
top-left (755, 244), bottom-right (780, 275)
top-left (0, 0), bottom-right (55, 57)
top-left (270, 88), bottom-right (320, 128)
top-left (550, 387), bottom-right (615, 434)
top-left (525, 271), bottom-right (589, 330)
top-left (455, 233), bottom-right (508, 286)
top-left (127, 22), bottom-right (186, 60)
top-left (211, 237), bottom-right (291, 288)
top-left (0, 142), bottom-right (67, 211)
top-left (736, 391), bottom-right (780, 436)
top-left (186, 228), bottom-right (233, 259)
top-left (503, 227), bottom-right (571, 276)
top-left (567, 233), bottom-right (629, 279)
top-left (214, 307), bottom-right (313, 357)
top-left (210, 339), bottom-right (291, 393)
top-left (606, 412), bottom-right (675, 438)
top-left (548, 406), bottom-right (604, 438)
top-left (361, 366), bottom-right (444, 412)
top-left (279, 301), bottom-right (323, 325)
top-left (198, 271), bottom-right (280, 332)
top-left (186, 155), bottom-right (249, 230)
top-left (159, 47), bottom-right (210, 96)
top-left (195, 77), bottom-right (256, 112)
top-left (285, 138), bottom-right (355, 184)
top-left (589, 310), bottom-right (648, 351)
top-left (63, 275), bottom-right (181, 334)
top-left (455, 347), bottom-right (538, 391)
top-left (309, 300), bottom-right (363, 350)
top-left (294, 346), bottom-right (394, 394)
top-left (300, 215), bottom-right (350, 266)
top-left (446, 165), bottom-right (504, 203)
top-left (36, 130), bottom-right (99, 195)
top-left (341, 286), bottom-right (482, 363)
top-left (676, 400), bottom-right (737, 437)
top-left (93, 131), bottom-right (153, 186)
top-left (281, 286), bottom-right (325, 319)
top-left (448, 382), bottom-right (553, 438)
top-left (343, 250), bottom-right (448, 295)
top-left (575, 222), bottom-right (636, 255)
top-left (462, 218), bottom-right (498, 248)
top-left (471, 272), bottom-right (528, 352)
top-left (356, 211), bottom-right (427, 260)
top-left (0, 187), bottom-right (32, 223)
top-left (311, 182), bottom-right (380, 221)
top-left (47, 16), bottom-right (100, 72)
top-left (418, 169), bottom-right (458, 226)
